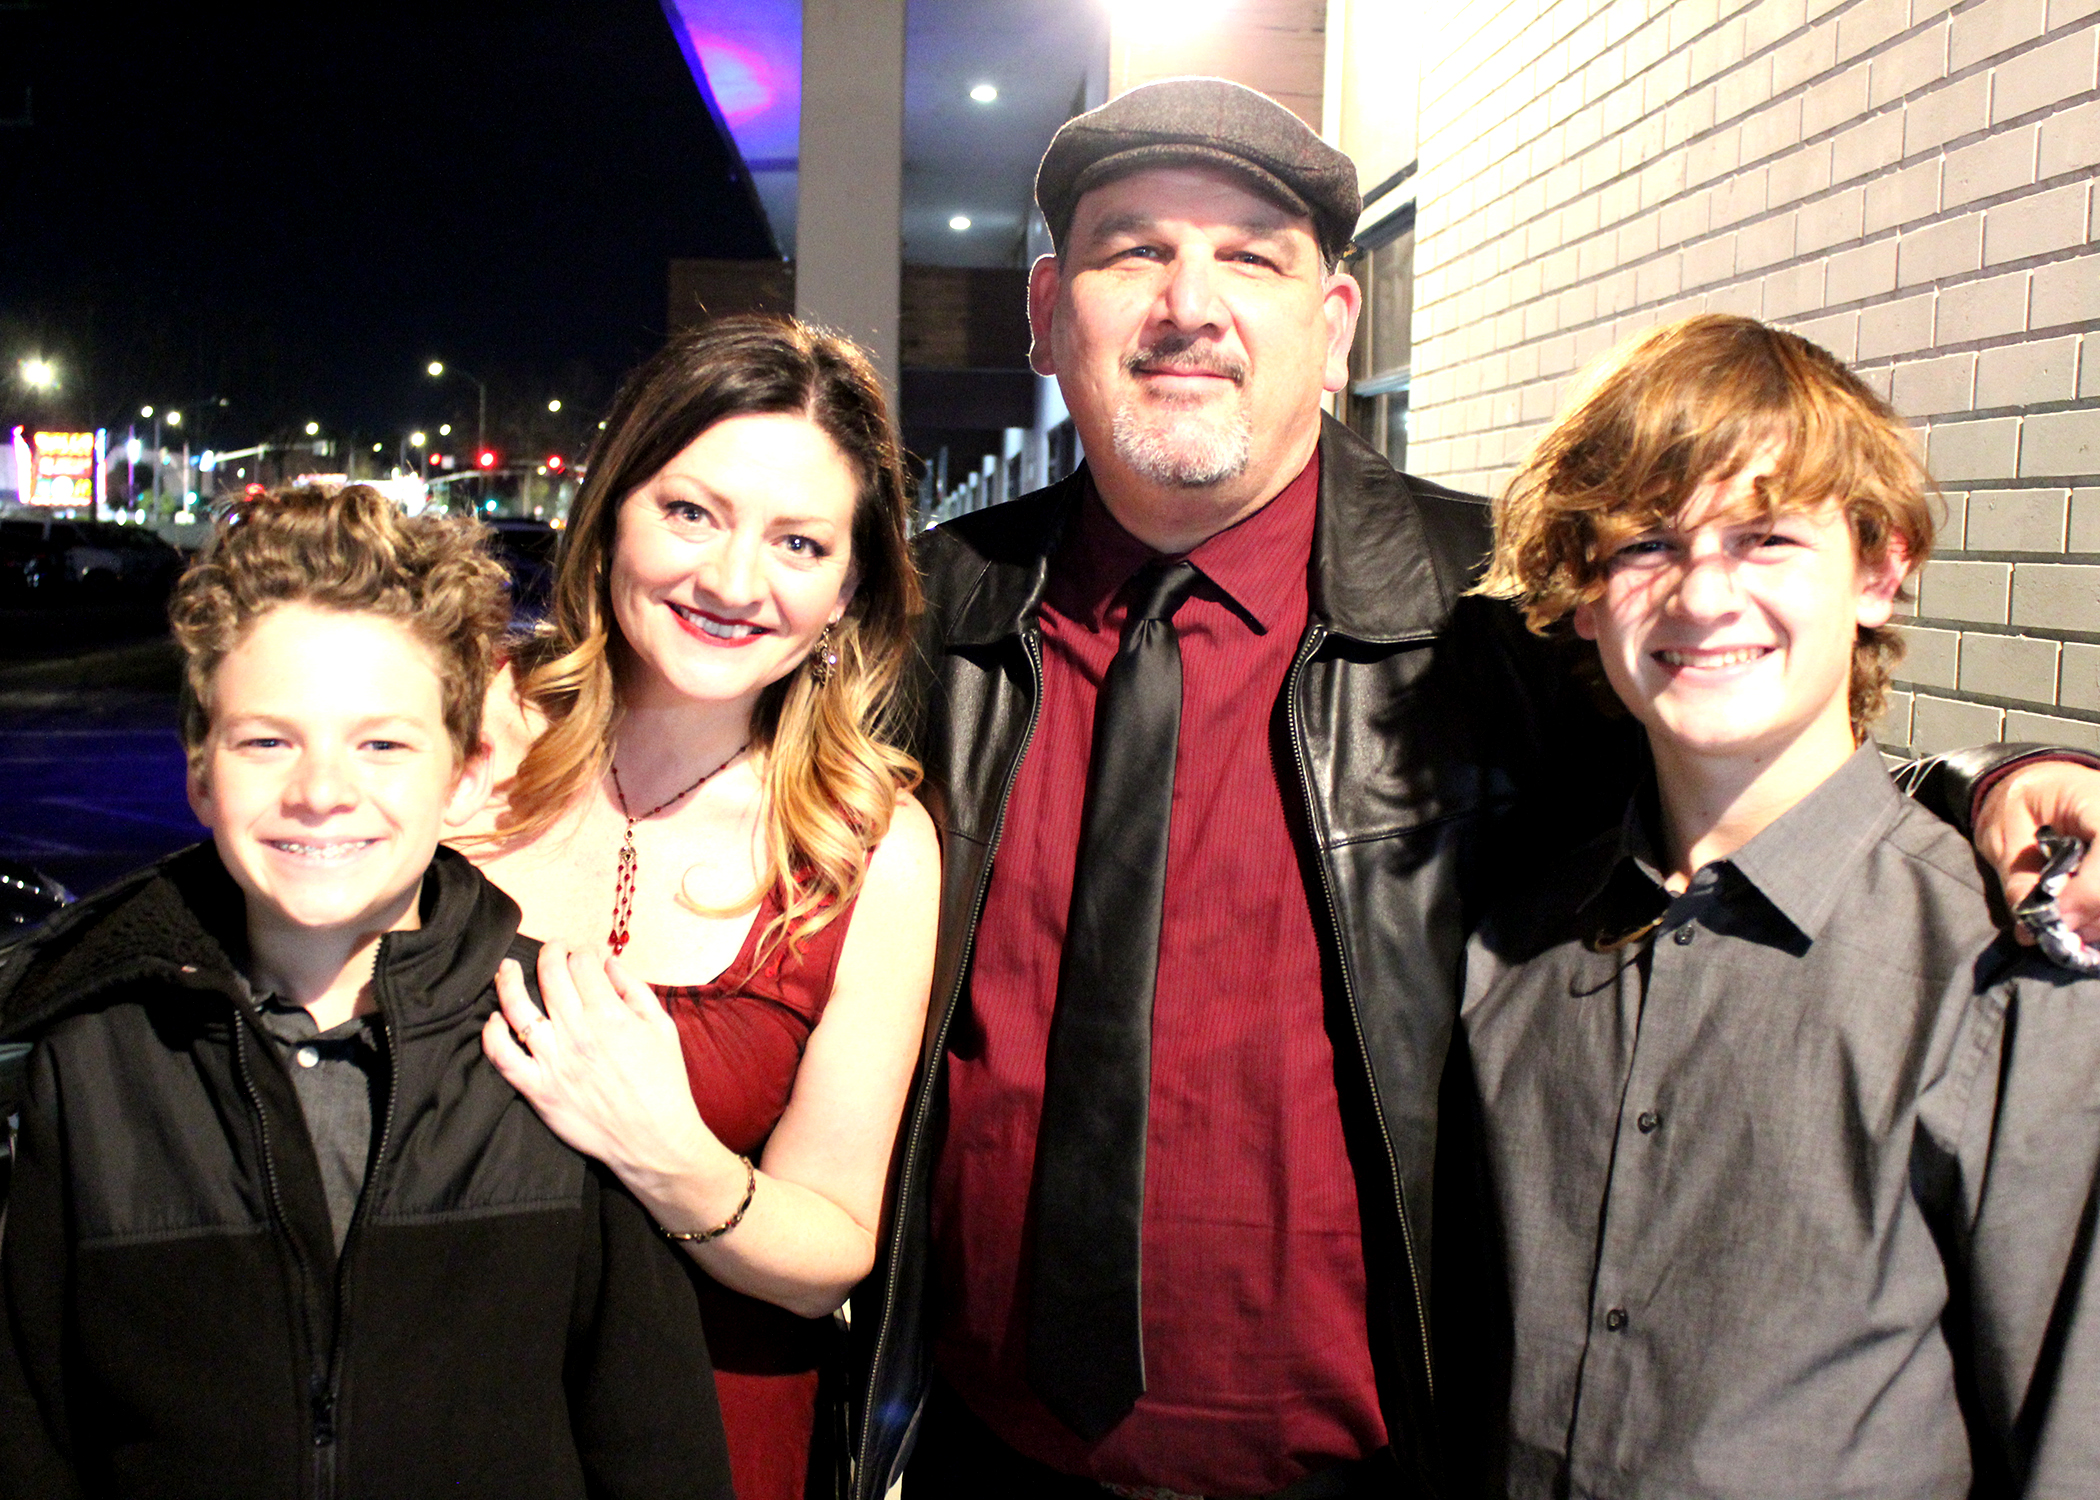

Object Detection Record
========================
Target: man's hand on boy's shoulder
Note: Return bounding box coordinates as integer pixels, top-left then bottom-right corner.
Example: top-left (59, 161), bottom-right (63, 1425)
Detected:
top-left (1976, 758), bottom-right (2100, 945)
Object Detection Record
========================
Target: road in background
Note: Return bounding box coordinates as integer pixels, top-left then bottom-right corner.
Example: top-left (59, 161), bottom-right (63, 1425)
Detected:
top-left (0, 515), bottom-right (555, 904)
top-left (0, 635), bottom-right (197, 898)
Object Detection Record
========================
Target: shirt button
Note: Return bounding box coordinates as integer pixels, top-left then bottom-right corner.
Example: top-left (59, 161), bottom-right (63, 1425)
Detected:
top-left (1604, 1308), bottom-right (1628, 1331)
top-left (1637, 1110), bottom-right (1662, 1134)
top-left (295, 1046), bottom-right (320, 1069)
top-left (1672, 925), bottom-right (1695, 945)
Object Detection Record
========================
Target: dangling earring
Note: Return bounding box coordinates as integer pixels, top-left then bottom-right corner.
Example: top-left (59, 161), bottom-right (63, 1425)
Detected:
top-left (809, 623), bottom-right (838, 687)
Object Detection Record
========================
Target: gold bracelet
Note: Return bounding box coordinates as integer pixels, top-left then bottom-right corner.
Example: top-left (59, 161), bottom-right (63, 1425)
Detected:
top-left (658, 1155), bottom-right (757, 1244)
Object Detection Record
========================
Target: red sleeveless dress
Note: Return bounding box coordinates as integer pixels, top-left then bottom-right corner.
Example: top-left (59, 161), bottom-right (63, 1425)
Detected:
top-left (652, 888), bottom-right (858, 1500)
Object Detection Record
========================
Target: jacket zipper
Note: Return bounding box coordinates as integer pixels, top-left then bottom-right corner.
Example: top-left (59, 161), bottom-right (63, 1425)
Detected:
top-left (312, 935), bottom-right (402, 1500)
top-left (230, 1008), bottom-right (330, 1500)
top-left (232, 941), bottom-right (399, 1500)
top-left (856, 625), bottom-right (1045, 1497)
top-left (1283, 623), bottom-right (1435, 1407)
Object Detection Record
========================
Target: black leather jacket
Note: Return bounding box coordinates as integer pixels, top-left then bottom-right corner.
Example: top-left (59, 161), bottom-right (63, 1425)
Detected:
top-left (850, 417), bottom-right (2003, 1498)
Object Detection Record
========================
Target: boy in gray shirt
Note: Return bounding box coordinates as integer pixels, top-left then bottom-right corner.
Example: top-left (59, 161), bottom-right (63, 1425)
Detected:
top-left (1460, 313), bottom-right (2100, 1498)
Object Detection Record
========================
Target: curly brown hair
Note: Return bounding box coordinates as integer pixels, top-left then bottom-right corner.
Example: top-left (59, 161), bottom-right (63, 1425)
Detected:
top-left (170, 484), bottom-right (512, 771)
top-left (1477, 314), bottom-right (1937, 737)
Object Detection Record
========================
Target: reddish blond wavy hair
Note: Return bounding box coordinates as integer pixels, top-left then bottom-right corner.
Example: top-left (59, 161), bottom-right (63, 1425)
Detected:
top-left (1478, 314), bottom-right (1937, 737)
top-left (494, 317), bottom-right (922, 955)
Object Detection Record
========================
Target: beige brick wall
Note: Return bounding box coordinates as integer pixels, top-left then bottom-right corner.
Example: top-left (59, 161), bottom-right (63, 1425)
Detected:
top-left (1410, 0), bottom-right (2100, 751)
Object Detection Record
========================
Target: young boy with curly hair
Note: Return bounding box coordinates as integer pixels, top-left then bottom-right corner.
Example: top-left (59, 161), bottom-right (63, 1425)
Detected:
top-left (1458, 315), bottom-right (2100, 1497)
top-left (0, 486), bottom-right (733, 1499)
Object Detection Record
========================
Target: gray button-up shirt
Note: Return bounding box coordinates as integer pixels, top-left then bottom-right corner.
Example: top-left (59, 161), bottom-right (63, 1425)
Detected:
top-left (1459, 744), bottom-right (2100, 1499)
top-left (249, 992), bottom-right (387, 1252)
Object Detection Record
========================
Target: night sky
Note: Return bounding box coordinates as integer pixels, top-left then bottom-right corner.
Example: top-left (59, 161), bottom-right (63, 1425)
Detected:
top-left (0, 0), bottom-right (770, 456)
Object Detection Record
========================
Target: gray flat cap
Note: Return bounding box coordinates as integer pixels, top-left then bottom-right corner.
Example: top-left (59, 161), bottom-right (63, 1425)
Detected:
top-left (1036, 77), bottom-right (1361, 262)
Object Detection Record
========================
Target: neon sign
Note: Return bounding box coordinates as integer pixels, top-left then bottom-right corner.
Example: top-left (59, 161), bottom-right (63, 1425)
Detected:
top-left (10, 428), bottom-right (106, 511)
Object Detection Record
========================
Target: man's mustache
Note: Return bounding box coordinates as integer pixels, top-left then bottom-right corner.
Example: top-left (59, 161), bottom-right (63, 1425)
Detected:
top-left (1123, 342), bottom-right (1247, 384)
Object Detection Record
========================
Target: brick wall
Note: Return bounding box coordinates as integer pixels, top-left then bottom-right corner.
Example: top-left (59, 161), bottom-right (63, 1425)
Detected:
top-left (1409, 0), bottom-right (2099, 752)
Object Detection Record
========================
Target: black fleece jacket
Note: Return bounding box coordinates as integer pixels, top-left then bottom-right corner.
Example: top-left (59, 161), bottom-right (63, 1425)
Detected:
top-left (0, 845), bottom-right (735, 1500)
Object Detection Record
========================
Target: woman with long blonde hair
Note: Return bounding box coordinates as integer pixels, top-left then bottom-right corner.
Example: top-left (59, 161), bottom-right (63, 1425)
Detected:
top-left (460, 317), bottom-right (937, 1500)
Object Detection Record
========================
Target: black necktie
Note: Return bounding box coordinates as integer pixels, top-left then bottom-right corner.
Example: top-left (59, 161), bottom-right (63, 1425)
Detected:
top-left (1027, 558), bottom-right (1203, 1442)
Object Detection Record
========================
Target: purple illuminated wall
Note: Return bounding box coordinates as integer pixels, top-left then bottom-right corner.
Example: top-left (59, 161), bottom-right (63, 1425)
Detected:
top-left (659, 0), bottom-right (800, 253)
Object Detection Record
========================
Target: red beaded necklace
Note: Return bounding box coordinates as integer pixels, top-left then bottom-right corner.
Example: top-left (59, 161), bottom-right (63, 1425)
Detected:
top-left (606, 741), bottom-right (748, 956)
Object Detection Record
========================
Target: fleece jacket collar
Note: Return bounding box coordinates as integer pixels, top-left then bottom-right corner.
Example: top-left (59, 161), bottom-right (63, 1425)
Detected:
top-left (0, 844), bottom-right (520, 1043)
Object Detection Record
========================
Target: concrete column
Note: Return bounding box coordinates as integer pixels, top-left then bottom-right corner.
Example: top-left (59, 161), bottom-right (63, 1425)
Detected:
top-left (796, 0), bottom-right (904, 397)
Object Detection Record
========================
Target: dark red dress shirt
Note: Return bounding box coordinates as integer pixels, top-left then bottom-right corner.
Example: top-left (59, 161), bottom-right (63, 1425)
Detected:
top-left (930, 453), bottom-right (1388, 1495)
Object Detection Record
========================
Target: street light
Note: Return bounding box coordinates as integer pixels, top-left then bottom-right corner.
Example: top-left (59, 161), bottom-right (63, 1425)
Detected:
top-left (425, 360), bottom-right (488, 458)
top-left (547, 398), bottom-right (561, 413)
top-left (18, 358), bottom-right (56, 390)
top-left (140, 397), bottom-right (226, 515)
top-left (410, 431), bottom-right (427, 447)
top-left (305, 421), bottom-right (320, 436)
top-left (166, 412), bottom-right (184, 502)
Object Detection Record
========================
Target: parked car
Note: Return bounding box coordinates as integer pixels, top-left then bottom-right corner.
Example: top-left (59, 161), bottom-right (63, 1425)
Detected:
top-left (485, 517), bottom-right (559, 624)
top-left (0, 860), bottom-right (65, 1199)
top-left (0, 859), bottom-right (70, 932)
top-left (0, 517), bottom-right (184, 595)
top-left (0, 529), bottom-right (59, 597)
top-left (85, 521), bottom-right (187, 592)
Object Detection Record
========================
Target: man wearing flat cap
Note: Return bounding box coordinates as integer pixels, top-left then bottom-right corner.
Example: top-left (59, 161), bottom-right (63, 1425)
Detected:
top-left (846, 76), bottom-right (1557, 1500)
top-left (851, 75), bottom-right (2100, 1500)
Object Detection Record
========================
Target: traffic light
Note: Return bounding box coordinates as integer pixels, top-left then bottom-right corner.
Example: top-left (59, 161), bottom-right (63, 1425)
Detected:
top-left (546, 454), bottom-right (564, 473)
top-left (477, 449), bottom-right (498, 470)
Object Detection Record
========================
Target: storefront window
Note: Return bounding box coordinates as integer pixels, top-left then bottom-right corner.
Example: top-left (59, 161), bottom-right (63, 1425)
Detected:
top-left (1346, 204), bottom-right (1413, 471)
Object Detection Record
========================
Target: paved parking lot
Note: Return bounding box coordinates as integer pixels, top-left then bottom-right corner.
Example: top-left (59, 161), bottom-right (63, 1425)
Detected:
top-left (0, 636), bottom-right (199, 897)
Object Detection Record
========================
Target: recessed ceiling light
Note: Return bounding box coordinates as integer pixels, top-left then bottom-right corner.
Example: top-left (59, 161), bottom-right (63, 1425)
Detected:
top-left (970, 83), bottom-right (998, 104)
top-left (949, 214), bottom-right (972, 231)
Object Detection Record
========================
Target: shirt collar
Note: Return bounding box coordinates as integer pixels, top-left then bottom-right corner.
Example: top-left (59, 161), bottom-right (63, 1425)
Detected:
top-left (1568, 773), bottom-right (1671, 945)
top-left (1048, 451), bottom-right (1320, 634)
top-left (1595, 743), bottom-right (1906, 938)
top-left (1725, 742), bottom-right (1909, 942)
